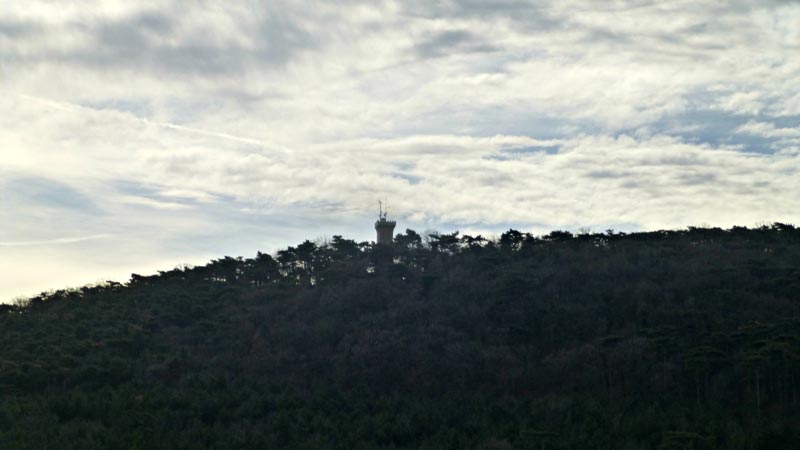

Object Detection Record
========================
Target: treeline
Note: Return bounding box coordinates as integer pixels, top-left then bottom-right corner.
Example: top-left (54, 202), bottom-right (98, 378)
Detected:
top-left (1, 224), bottom-right (800, 449)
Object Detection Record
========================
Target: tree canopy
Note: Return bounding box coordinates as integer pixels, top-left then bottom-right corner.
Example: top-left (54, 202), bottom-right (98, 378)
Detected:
top-left (1, 224), bottom-right (800, 449)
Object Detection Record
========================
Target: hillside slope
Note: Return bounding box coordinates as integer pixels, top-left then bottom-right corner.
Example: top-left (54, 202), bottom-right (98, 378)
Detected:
top-left (2, 225), bottom-right (800, 449)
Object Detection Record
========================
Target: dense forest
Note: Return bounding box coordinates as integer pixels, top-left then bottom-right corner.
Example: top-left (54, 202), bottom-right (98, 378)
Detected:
top-left (2, 224), bottom-right (800, 449)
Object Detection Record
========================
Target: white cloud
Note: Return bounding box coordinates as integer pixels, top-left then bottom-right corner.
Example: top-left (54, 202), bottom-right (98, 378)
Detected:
top-left (1, 0), bottom-right (799, 301)
top-left (736, 120), bottom-right (800, 138)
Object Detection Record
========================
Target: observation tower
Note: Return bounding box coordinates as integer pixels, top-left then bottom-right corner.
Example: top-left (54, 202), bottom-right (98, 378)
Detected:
top-left (374, 200), bottom-right (396, 246)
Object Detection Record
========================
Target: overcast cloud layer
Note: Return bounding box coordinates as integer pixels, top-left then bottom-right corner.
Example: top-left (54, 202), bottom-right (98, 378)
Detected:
top-left (2, 0), bottom-right (799, 300)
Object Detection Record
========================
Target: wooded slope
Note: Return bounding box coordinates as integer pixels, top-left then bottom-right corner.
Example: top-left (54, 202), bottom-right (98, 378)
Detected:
top-left (2, 224), bottom-right (799, 449)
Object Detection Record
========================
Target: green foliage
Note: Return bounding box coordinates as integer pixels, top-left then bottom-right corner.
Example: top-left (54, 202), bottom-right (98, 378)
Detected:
top-left (2, 224), bottom-right (800, 449)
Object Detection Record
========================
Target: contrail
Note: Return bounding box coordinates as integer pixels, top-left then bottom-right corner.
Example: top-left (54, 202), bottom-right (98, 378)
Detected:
top-left (0, 234), bottom-right (112, 247)
top-left (14, 93), bottom-right (294, 154)
top-left (155, 121), bottom-right (293, 153)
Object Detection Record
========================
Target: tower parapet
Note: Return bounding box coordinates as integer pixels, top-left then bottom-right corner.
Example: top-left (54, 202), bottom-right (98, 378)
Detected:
top-left (374, 200), bottom-right (396, 245)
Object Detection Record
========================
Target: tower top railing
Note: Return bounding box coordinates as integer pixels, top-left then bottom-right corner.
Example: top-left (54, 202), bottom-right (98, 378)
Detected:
top-left (375, 218), bottom-right (396, 227)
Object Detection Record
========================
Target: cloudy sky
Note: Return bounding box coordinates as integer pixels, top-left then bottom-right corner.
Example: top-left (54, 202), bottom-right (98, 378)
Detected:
top-left (2, 0), bottom-right (799, 300)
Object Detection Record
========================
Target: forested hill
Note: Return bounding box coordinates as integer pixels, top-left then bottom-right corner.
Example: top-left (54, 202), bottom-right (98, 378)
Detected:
top-left (2, 224), bottom-right (800, 449)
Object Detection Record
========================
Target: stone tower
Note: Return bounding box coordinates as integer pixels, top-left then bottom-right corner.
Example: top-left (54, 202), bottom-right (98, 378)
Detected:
top-left (374, 200), bottom-right (396, 245)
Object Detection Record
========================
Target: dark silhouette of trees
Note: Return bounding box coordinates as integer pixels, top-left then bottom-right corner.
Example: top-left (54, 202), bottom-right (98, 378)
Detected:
top-left (2, 223), bottom-right (800, 449)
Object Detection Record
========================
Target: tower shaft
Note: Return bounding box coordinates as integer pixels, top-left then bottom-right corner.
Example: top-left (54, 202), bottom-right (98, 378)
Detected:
top-left (375, 218), bottom-right (396, 245)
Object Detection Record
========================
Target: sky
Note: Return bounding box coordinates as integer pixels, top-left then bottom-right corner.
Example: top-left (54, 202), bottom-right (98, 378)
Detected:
top-left (1, 0), bottom-right (799, 301)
